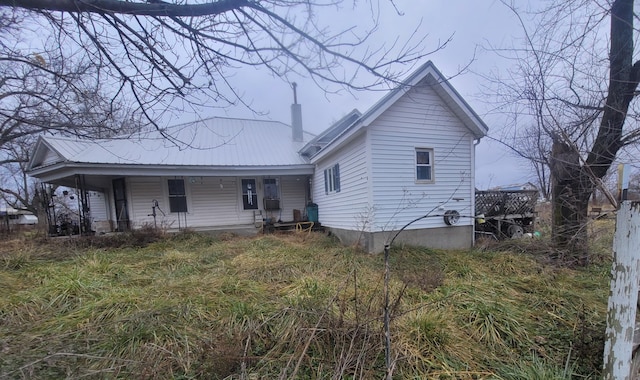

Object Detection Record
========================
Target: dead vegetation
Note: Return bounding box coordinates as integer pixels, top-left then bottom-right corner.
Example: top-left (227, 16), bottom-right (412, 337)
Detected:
top-left (0, 230), bottom-right (610, 379)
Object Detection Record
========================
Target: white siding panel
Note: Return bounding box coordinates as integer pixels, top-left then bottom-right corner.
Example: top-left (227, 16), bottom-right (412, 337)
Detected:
top-left (41, 148), bottom-right (62, 167)
top-left (313, 132), bottom-right (370, 230)
top-left (188, 177), bottom-right (245, 226)
top-left (126, 176), bottom-right (307, 229)
top-left (279, 176), bottom-right (308, 222)
top-left (128, 177), bottom-right (167, 228)
top-left (88, 191), bottom-right (108, 221)
top-left (369, 82), bottom-right (475, 232)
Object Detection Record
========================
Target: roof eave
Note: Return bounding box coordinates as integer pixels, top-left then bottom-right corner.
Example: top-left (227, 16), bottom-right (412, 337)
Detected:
top-left (29, 162), bottom-right (316, 182)
top-left (427, 70), bottom-right (489, 139)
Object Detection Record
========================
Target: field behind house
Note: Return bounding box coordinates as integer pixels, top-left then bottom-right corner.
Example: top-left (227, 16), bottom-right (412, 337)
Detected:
top-left (0, 226), bottom-right (613, 379)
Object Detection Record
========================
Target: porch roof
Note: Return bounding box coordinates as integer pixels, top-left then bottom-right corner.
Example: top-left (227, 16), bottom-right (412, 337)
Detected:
top-left (28, 117), bottom-right (315, 186)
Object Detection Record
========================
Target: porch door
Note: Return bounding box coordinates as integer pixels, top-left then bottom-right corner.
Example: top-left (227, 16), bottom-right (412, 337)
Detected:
top-left (112, 178), bottom-right (130, 231)
top-left (263, 178), bottom-right (280, 210)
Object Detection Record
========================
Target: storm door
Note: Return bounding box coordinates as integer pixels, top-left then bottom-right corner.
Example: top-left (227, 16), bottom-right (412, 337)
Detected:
top-left (263, 178), bottom-right (280, 210)
top-left (112, 178), bottom-right (130, 231)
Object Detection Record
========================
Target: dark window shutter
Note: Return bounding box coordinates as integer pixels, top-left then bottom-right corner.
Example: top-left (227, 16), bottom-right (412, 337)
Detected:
top-left (334, 164), bottom-right (340, 192)
top-left (324, 169), bottom-right (328, 194)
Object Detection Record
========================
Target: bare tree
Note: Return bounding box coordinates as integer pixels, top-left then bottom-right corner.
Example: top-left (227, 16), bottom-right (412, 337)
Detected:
top-left (0, 11), bottom-right (139, 211)
top-left (489, 0), bottom-right (640, 262)
top-left (0, 141), bottom-right (39, 213)
top-left (0, 1), bottom-right (438, 130)
top-left (0, 1), bottom-right (441, 211)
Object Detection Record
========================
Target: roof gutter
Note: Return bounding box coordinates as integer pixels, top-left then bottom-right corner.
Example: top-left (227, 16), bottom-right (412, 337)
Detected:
top-left (29, 162), bottom-right (315, 182)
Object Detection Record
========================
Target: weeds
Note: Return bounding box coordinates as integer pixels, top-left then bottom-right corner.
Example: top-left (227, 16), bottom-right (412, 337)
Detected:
top-left (0, 232), bottom-right (609, 379)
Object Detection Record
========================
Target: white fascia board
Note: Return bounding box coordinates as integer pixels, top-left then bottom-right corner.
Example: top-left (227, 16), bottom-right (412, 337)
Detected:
top-left (430, 76), bottom-right (489, 139)
top-left (309, 128), bottom-right (366, 164)
top-left (26, 136), bottom-right (44, 170)
top-left (309, 63), bottom-right (439, 163)
top-left (29, 162), bottom-right (315, 182)
top-left (359, 63), bottom-right (438, 127)
top-left (27, 136), bottom-right (66, 171)
top-left (358, 62), bottom-right (489, 140)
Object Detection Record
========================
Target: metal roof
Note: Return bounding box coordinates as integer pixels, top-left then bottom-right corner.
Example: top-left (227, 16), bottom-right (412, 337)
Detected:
top-left (38, 117), bottom-right (315, 168)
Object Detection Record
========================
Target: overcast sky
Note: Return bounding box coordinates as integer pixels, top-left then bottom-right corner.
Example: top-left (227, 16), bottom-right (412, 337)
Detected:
top-left (188, 1), bottom-right (535, 189)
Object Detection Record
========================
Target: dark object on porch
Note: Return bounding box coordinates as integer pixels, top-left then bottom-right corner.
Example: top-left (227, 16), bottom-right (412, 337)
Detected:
top-left (293, 209), bottom-right (302, 222)
top-left (306, 202), bottom-right (318, 223)
top-left (264, 199), bottom-right (280, 210)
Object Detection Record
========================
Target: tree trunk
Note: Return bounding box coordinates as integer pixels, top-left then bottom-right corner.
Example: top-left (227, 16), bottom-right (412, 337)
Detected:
top-left (550, 139), bottom-right (592, 264)
top-left (550, 0), bottom-right (640, 264)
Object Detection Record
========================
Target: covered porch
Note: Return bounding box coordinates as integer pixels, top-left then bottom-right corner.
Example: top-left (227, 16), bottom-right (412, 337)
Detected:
top-left (30, 169), bottom-right (313, 234)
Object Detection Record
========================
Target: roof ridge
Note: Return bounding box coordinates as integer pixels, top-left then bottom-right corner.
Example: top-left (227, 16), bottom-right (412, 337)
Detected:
top-left (166, 115), bottom-right (289, 129)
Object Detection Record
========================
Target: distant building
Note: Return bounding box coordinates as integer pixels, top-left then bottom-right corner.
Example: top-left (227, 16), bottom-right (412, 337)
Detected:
top-left (489, 182), bottom-right (538, 192)
top-left (0, 206), bottom-right (38, 232)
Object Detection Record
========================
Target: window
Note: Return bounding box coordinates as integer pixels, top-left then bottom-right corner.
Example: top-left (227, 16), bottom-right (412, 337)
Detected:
top-left (416, 148), bottom-right (434, 182)
top-left (324, 163), bottom-right (341, 194)
top-left (241, 179), bottom-right (258, 210)
top-left (263, 178), bottom-right (280, 210)
top-left (263, 178), bottom-right (279, 199)
top-left (168, 179), bottom-right (188, 212)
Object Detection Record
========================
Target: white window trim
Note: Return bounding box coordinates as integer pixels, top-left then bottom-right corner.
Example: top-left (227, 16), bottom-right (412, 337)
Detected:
top-left (240, 178), bottom-right (259, 211)
top-left (415, 148), bottom-right (435, 183)
top-left (324, 163), bottom-right (341, 194)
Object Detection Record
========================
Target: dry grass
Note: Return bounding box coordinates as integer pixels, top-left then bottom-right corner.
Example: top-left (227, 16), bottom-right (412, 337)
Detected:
top-left (0, 230), bottom-right (610, 379)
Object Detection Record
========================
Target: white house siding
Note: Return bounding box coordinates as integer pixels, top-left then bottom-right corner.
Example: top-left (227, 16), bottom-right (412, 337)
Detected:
top-left (312, 132), bottom-right (370, 231)
top-left (88, 191), bottom-right (109, 221)
top-left (126, 176), bottom-right (308, 229)
top-left (279, 176), bottom-right (309, 222)
top-left (88, 191), bottom-right (112, 233)
top-left (188, 177), bottom-right (246, 227)
top-left (127, 176), bottom-right (247, 229)
top-left (127, 177), bottom-right (167, 228)
top-left (369, 81), bottom-right (475, 232)
top-left (41, 149), bottom-right (61, 167)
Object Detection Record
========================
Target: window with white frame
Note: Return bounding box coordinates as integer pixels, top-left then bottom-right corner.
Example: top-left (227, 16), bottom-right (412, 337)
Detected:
top-left (416, 148), bottom-right (434, 182)
top-left (324, 163), bottom-right (341, 194)
top-left (241, 179), bottom-right (258, 210)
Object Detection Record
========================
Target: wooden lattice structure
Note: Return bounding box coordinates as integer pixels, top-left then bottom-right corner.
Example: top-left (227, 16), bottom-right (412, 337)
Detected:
top-left (475, 190), bottom-right (538, 217)
top-left (475, 189), bottom-right (538, 238)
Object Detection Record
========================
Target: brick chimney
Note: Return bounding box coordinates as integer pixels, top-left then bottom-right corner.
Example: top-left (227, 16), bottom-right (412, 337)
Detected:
top-left (291, 82), bottom-right (303, 142)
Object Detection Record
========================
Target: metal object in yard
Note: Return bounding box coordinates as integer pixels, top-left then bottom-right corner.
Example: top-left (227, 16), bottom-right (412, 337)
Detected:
top-left (475, 189), bottom-right (538, 239)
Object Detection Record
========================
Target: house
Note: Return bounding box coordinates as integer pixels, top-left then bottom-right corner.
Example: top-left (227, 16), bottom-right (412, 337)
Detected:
top-left (28, 117), bottom-right (314, 234)
top-left (27, 61), bottom-right (488, 251)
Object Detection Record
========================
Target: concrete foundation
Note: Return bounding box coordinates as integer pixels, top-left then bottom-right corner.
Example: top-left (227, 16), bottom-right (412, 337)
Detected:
top-left (168, 224), bottom-right (260, 237)
top-left (328, 225), bottom-right (474, 253)
top-left (92, 220), bottom-right (113, 235)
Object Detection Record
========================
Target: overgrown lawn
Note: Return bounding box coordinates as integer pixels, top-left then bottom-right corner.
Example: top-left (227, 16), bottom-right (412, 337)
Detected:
top-left (0, 230), bottom-right (610, 379)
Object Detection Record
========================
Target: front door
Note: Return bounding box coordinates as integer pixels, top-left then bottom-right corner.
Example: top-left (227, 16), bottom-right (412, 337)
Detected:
top-left (263, 178), bottom-right (280, 210)
top-left (112, 178), bottom-right (130, 231)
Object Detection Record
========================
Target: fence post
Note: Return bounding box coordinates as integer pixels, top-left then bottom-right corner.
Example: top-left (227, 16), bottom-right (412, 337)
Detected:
top-left (603, 201), bottom-right (640, 379)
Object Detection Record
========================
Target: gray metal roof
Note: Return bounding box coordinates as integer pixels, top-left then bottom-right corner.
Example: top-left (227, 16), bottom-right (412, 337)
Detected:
top-left (37, 117), bottom-right (315, 168)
